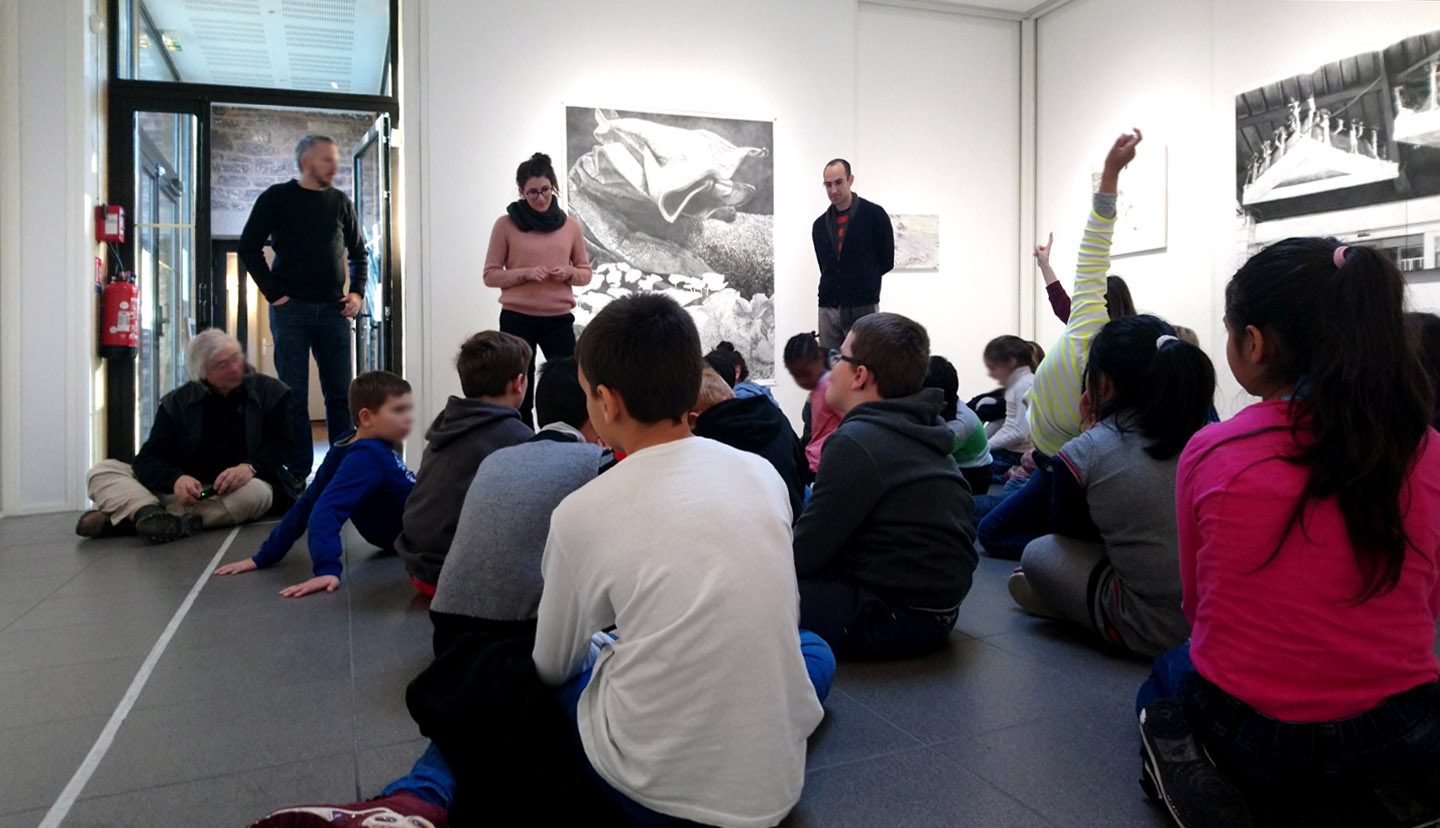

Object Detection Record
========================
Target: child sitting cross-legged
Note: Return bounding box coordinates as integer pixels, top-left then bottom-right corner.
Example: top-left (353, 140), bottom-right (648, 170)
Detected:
top-left (214, 371), bottom-right (416, 598)
top-left (1007, 315), bottom-right (1216, 659)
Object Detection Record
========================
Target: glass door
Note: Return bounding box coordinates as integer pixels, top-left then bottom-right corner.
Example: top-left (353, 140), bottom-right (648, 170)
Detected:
top-left (134, 111), bottom-right (197, 440)
top-left (351, 114), bottom-right (393, 374)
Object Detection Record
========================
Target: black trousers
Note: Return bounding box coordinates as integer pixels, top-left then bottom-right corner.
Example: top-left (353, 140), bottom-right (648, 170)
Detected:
top-left (798, 576), bottom-right (956, 661)
top-left (500, 309), bottom-right (576, 428)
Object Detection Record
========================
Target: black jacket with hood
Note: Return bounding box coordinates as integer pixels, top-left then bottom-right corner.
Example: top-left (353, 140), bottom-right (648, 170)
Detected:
top-left (396, 398), bottom-right (532, 584)
top-left (693, 395), bottom-right (807, 520)
top-left (793, 388), bottom-right (978, 609)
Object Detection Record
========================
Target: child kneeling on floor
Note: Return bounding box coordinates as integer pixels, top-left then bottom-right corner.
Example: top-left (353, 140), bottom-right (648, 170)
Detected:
top-left (1135, 240), bottom-right (1440, 828)
top-left (214, 371), bottom-right (416, 598)
top-left (1007, 314), bottom-right (1215, 658)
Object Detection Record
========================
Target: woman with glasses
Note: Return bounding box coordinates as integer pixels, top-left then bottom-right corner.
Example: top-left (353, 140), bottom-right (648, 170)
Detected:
top-left (483, 152), bottom-right (593, 426)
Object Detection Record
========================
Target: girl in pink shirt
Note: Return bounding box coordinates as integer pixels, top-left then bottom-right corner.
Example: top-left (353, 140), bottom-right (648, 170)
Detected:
top-left (783, 332), bottom-right (842, 477)
top-left (1137, 239), bottom-right (1440, 827)
top-left (483, 153), bottom-right (592, 427)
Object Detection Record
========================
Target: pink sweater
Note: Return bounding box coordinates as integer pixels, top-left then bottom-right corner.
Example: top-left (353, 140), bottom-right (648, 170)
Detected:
top-left (1179, 401), bottom-right (1440, 722)
top-left (482, 215), bottom-right (593, 317)
top-left (805, 374), bottom-right (843, 473)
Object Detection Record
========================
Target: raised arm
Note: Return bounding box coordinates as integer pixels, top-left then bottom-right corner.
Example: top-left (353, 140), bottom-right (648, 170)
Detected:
top-left (1034, 233), bottom-right (1071, 323)
top-left (1068, 129), bottom-right (1140, 334)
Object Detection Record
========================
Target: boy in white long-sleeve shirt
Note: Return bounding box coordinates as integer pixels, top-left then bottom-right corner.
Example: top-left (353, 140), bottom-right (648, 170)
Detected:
top-left (533, 292), bottom-right (833, 828)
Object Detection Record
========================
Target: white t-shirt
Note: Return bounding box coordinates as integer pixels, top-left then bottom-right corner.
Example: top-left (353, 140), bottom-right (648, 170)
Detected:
top-left (533, 436), bottom-right (824, 828)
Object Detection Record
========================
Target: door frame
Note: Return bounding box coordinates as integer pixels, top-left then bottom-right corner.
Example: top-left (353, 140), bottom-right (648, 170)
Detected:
top-left (350, 113), bottom-right (400, 375)
top-left (103, 0), bottom-right (401, 459)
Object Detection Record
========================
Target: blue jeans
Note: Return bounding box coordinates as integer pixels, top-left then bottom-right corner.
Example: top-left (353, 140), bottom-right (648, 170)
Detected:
top-left (270, 299), bottom-right (353, 475)
top-left (976, 458), bottom-right (1053, 560)
top-left (555, 631), bottom-right (836, 825)
top-left (1139, 644), bottom-right (1440, 785)
top-left (382, 632), bottom-right (835, 817)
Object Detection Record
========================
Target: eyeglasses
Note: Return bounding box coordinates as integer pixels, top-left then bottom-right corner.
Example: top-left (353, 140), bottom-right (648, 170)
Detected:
top-left (828, 349), bottom-right (862, 368)
top-left (524, 186), bottom-right (555, 199)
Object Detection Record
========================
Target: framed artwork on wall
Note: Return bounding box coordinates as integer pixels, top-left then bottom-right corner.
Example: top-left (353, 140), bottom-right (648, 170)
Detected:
top-left (890, 214), bottom-right (941, 270)
top-left (1092, 144), bottom-right (1168, 257)
top-left (565, 106), bottom-right (776, 378)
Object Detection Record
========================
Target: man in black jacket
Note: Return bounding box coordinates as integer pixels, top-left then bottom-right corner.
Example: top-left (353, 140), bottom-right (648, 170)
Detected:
top-left (240, 134), bottom-right (369, 477)
top-left (793, 312), bottom-right (978, 660)
top-left (811, 158), bottom-right (895, 350)
top-left (78, 330), bottom-right (292, 543)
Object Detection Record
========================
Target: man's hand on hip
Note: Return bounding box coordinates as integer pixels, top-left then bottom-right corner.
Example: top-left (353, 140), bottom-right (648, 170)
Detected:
top-left (340, 292), bottom-right (362, 318)
top-left (271, 296), bottom-right (291, 307)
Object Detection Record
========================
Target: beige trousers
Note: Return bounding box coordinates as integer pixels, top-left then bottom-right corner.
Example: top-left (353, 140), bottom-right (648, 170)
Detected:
top-left (86, 459), bottom-right (273, 528)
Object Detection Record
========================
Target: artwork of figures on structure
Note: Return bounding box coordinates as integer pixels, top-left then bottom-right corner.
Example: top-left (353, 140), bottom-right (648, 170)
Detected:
top-left (1236, 29), bottom-right (1440, 273)
top-left (565, 107), bottom-right (776, 378)
top-left (890, 214), bottom-right (941, 270)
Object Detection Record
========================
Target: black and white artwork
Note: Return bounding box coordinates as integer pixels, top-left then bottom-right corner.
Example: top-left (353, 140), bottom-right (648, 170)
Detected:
top-left (1235, 30), bottom-right (1440, 274)
top-left (565, 107), bottom-right (776, 377)
top-left (890, 214), bottom-right (941, 270)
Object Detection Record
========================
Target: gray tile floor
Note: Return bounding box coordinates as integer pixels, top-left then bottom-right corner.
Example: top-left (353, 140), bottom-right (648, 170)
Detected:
top-left (0, 510), bottom-right (1179, 828)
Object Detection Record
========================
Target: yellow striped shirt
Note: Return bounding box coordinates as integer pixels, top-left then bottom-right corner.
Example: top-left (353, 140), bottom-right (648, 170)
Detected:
top-left (1026, 199), bottom-right (1116, 458)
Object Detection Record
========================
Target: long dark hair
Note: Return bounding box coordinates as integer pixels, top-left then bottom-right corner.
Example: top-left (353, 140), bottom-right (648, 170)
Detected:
top-left (1408, 312), bottom-right (1440, 431)
top-left (1106, 275), bottom-right (1137, 321)
top-left (1224, 238), bottom-right (1432, 601)
top-left (983, 335), bottom-right (1038, 371)
top-left (1084, 315), bottom-right (1215, 460)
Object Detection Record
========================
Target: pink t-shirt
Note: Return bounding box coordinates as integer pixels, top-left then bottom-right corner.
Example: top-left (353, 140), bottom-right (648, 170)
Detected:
top-left (805, 374), bottom-right (843, 473)
top-left (1179, 400), bottom-right (1440, 722)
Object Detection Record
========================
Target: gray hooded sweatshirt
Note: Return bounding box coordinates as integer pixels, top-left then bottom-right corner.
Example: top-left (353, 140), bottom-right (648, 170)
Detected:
top-left (396, 397), bottom-right (532, 584)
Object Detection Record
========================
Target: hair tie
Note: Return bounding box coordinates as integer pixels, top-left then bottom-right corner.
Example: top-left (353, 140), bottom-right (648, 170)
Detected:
top-left (1333, 245), bottom-right (1350, 268)
top-left (1155, 334), bottom-right (1179, 350)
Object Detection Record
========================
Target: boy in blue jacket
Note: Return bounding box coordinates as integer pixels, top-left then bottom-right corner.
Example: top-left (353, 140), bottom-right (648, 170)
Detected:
top-left (214, 371), bottom-right (417, 598)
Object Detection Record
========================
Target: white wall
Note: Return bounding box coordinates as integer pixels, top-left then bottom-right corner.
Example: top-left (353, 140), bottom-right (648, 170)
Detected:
top-left (0, 0), bottom-right (103, 514)
top-left (409, 0), bottom-right (857, 436)
top-left (856, 5), bottom-right (1021, 400)
top-left (1036, 0), bottom-right (1440, 416)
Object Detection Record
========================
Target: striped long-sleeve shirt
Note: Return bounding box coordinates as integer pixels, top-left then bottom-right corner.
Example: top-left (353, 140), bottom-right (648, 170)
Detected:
top-left (1025, 193), bottom-right (1117, 458)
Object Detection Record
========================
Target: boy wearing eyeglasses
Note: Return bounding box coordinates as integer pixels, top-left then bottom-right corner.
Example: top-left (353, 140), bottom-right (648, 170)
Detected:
top-left (793, 312), bottom-right (979, 660)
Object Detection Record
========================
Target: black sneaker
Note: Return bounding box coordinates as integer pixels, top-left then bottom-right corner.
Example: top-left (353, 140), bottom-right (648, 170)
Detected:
top-left (1139, 699), bottom-right (1255, 828)
top-left (134, 506), bottom-right (204, 544)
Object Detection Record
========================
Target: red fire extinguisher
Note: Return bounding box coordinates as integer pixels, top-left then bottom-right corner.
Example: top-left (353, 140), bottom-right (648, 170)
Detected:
top-left (101, 271), bottom-right (140, 358)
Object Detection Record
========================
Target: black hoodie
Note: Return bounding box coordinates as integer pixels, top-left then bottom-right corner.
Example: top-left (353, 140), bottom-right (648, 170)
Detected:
top-left (693, 396), bottom-right (807, 520)
top-left (396, 397), bottom-right (533, 584)
top-left (793, 388), bottom-right (978, 609)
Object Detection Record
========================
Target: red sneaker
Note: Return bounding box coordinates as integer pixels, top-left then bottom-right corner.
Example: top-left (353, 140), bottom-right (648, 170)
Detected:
top-left (248, 792), bottom-right (448, 828)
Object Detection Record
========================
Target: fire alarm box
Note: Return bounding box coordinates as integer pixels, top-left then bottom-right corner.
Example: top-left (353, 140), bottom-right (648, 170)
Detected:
top-left (95, 204), bottom-right (125, 243)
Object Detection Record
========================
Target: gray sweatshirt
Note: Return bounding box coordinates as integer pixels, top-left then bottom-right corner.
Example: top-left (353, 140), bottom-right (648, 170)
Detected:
top-left (430, 432), bottom-right (606, 622)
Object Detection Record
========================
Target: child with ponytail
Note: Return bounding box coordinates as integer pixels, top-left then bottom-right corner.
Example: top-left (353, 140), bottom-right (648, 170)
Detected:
top-left (784, 332), bottom-right (842, 479)
top-left (1135, 240), bottom-right (1440, 828)
top-left (1008, 314), bottom-right (1215, 658)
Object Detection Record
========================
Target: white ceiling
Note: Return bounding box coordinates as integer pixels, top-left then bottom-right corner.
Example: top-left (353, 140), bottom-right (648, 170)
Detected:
top-left (865, 0), bottom-right (1073, 19)
top-left (138, 0), bottom-right (391, 94)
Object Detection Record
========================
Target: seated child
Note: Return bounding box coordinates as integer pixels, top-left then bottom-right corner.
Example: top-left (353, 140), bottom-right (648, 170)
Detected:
top-left (1135, 240), bottom-right (1440, 828)
top-left (1034, 227), bottom-right (1137, 325)
top-left (248, 301), bottom-right (833, 827)
top-left (794, 313), bottom-right (979, 660)
top-left (924, 355), bottom-right (994, 495)
top-left (784, 331), bottom-right (842, 481)
top-left (429, 356), bottom-right (611, 655)
top-left (691, 367), bottom-right (807, 519)
top-left (533, 293), bottom-right (831, 826)
top-left (395, 331), bottom-right (534, 594)
top-left (213, 371), bottom-right (416, 598)
top-left (982, 335), bottom-right (1037, 472)
top-left (715, 340), bottom-right (778, 405)
top-left (1008, 315), bottom-right (1215, 658)
top-left (978, 129), bottom-right (1141, 561)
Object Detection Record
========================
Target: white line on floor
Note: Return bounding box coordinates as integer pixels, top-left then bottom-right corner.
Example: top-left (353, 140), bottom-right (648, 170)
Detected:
top-left (37, 526), bottom-right (242, 828)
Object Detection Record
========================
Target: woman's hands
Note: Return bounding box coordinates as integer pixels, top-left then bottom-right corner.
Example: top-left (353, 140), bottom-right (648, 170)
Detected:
top-left (523, 266), bottom-right (570, 283)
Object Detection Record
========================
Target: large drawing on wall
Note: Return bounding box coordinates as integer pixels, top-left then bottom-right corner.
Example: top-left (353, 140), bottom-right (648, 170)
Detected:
top-left (890, 214), bottom-right (941, 270)
top-left (1235, 29), bottom-right (1440, 273)
top-left (566, 107), bottom-right (776, 378)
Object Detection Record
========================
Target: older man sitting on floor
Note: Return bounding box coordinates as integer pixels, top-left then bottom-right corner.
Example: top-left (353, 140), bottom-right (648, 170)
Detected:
top-left (77, 329), bottom-right (293, 543)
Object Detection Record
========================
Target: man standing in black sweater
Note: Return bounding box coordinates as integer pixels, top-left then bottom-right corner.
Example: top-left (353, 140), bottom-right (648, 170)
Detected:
top-left (811, 159), bottom-right (895, 350)
top-left (240, 134), bottom-right (368, 477)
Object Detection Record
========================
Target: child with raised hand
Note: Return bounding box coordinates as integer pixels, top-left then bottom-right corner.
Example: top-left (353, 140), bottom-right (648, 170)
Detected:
top-left (924, 355), bottom-right (994, 495)
top-left (1034, 231), bottom-right (1137, 325)
top-left (977, 129), bottom-right (1141, 560)
top-left (1007, 315), bottom-right (1215, 658)
top-left (785, 331), bottom-right (843, 479)
top-left (214, 371), bottom-right (416, 598)
top-left (1135, 240), bottom-right (1440, 828)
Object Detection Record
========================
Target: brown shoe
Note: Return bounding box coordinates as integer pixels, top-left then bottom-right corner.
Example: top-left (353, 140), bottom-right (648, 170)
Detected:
top-left (75, 510), bottom-right (112, 539)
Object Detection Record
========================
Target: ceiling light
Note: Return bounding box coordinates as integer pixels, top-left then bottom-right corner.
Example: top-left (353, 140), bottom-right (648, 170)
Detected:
top-left (330, 81), bottom-right (339, 89)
